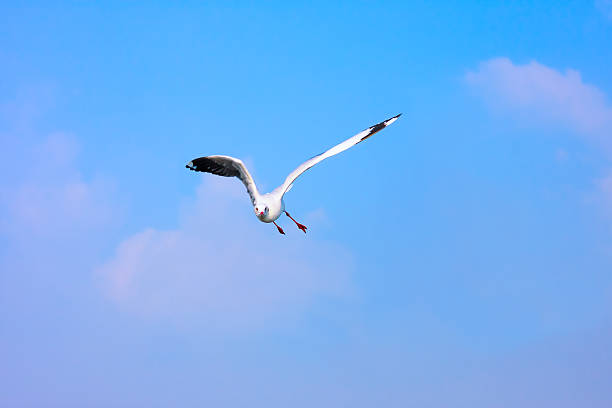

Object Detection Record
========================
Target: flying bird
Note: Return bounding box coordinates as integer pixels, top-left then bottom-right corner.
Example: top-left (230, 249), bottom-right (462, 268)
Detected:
top-left (186, 113), bottom-right (401, 235)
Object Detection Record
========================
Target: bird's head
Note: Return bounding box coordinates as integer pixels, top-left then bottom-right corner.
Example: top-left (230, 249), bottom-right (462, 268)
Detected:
top-left (254, 203), bottom-right (269, 219)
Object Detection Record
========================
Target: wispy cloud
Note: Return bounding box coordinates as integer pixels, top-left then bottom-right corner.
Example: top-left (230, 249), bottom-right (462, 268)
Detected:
top-left (97, 178), bottom-right (353, 330)
top-left (596, 0), bottom-right (612, 20)
top-left (465, 57), bottom-right (612, 146)
top-left (1, 132), bottom-right (117, 241)
top-left (466, 57), bottom-right (612, 221)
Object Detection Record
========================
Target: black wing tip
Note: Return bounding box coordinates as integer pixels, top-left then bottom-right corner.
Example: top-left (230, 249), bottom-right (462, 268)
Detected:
top-left (366, 113), bottom-right (402, 130)
top-left (359, 113), bottom-right (401, 142)
top-left (384, 113), bottom-right (401, 123)
top-left (375, 113), bottom-right (402, 129)
top-left (185, 157), bottom-right (211, 172)
top-left (184, 156), bottom-right (240, 177)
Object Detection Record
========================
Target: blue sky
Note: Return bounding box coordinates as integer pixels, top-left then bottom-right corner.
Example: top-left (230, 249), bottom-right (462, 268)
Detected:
top-left (1, 1), bottom-right (612, 406)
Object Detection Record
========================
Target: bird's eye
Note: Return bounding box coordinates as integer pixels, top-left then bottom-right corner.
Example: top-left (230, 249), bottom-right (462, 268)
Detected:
top-left (255, 207), bottom-right (259, 212)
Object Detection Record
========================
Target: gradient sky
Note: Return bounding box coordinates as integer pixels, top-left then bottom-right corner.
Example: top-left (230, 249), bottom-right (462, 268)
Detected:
top-left (1, 1), bottom-right (612, 407)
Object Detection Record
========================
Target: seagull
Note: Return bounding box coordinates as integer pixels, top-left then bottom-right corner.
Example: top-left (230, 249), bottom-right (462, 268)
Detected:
top-left (186, 113), bottom-right (401, 235)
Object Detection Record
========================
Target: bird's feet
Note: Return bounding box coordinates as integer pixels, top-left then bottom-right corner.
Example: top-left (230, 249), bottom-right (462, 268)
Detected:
top-left (285, 211), bottom-right (308, 234)
top-left (273, 221), bottom-right (285, 235)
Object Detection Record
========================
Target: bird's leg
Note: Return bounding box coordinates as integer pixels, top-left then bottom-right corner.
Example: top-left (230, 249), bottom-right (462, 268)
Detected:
top-left (273, 221), bottom-right (285, 235)
top-left (285, 211), bottom-right (307, 233)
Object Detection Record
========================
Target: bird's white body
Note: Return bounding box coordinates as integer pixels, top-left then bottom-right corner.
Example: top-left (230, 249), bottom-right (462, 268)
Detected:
top-left (255, 193), bottom-right (285, 223)
top-left (186, 114), bottom-right (400, 232)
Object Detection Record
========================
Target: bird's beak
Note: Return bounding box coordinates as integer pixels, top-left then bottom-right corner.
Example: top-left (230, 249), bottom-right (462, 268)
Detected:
top-left (260, 211), bottom-right (264, 216)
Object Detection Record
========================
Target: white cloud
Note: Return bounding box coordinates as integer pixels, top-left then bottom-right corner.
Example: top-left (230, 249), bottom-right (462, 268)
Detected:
top-left (465, 57), bottom-right (612, 144)
top-left (97, 178), bottom-right (353, 330)
top-left (592, 171), bottom-right (612, 217)
top-left (466, 57), bottom-right (612, 222)
top-left (0, 132), bottom-right (117, 240)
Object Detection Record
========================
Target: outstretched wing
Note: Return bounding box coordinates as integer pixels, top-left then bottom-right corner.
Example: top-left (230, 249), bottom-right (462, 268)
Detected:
top-left (274, 114), bottom-right (401, 196)
top-left (186, 155), bottom-right (259, 204)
